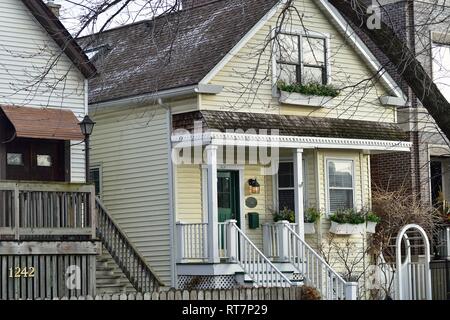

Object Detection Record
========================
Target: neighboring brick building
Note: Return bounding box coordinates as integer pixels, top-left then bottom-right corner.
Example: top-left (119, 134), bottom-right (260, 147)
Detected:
top-left (340, 0), bottom-right (450, 204)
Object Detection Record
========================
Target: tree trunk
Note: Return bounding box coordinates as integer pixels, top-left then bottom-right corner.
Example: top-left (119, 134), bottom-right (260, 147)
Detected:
top-left (329, 0), bottom-right (450, 141)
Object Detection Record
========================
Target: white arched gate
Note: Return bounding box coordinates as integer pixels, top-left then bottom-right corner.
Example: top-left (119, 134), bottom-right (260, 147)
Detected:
top-left (395, 224), bottom-right (432, 300)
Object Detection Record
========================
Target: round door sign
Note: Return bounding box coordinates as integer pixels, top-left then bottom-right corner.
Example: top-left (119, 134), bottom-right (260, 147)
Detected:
top-left (245, 197), bottom-right (258, 208)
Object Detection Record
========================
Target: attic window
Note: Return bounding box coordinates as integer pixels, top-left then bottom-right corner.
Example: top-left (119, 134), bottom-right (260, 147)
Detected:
top-left (276, 33), bottom-right (329, 85)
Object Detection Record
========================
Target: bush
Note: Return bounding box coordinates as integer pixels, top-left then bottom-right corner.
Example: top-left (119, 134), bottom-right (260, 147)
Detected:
top-left (300, 285), bottom-right (321, 300)
top-left (277, 80), bottom-right (340, 97)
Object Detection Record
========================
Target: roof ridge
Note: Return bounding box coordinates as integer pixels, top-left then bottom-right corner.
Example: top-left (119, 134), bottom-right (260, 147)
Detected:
top-left (79, 0), bottom-right (227, 39)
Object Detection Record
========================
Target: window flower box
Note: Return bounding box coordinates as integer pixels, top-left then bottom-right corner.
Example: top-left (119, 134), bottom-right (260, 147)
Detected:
top-left (279, 90), bottom-right (336, 108)
top-left (329, 221), bottom-right (365, 235)
top-left (366, 221), bottom-right (378, 234)
top-left (304, 222), bottom-right (316, 234)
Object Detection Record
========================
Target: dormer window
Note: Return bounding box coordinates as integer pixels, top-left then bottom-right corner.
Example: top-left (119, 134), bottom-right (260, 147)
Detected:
top-left (276, 33), bottom-right (329, 85)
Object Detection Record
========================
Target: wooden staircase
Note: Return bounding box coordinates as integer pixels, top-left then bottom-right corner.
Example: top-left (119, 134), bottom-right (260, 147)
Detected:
top-left (96, 246), bottom-right (136, 294)
top-left (96, 198), bottom-right (163, 293)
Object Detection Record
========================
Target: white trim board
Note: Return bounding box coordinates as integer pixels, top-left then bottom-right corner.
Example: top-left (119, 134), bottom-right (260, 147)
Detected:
top-left (172, 132), bottom-right (412, 152)
top-left (199, 0), bottom-right (406, 101)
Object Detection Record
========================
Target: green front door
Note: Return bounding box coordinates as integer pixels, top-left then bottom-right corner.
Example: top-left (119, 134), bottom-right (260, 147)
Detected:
top-left (217, 170), bottom-right (240, 225)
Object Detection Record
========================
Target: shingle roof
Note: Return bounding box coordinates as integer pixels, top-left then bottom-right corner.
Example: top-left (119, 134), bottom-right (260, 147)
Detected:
top-left (83, 0), bottom-right (278, 104)
top-left (173, 111), bottom-right (409, 142)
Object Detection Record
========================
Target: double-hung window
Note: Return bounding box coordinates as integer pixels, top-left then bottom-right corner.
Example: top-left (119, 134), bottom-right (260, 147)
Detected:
top-left (277, 161), bottom-right (307, 212)
top-left (89, 166), bottom-right (102, 197)
top-left (327, 159), bottom-right (354, 213)
top-left (277, 33), bottom-right (328, 85)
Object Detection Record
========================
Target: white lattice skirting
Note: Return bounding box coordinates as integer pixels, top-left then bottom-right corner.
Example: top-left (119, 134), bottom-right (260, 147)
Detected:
top-left (178, 275), bottom-right (238, 290)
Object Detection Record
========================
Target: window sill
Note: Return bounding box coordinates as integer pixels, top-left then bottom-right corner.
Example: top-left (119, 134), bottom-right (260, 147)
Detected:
top-left (278, 90), bottom-right (336, 108)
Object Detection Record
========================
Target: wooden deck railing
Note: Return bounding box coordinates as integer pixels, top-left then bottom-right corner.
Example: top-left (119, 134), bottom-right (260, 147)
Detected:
top-left (96, 198), bottom-right (163, 292)
top-left (0, 181), bottom-right (96, 240)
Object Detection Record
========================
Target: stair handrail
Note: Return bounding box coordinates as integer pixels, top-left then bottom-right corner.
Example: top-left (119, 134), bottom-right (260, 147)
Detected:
top-left (227, 220), bottom-right (292, 287)
top-left (284, 222), bottom-right (357, 300)
top-left (96, 197), bottom-right (163, 292)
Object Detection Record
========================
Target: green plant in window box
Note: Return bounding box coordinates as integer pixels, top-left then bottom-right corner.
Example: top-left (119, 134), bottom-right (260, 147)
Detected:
top-left (329, 208), bottom-right (365, 235)
top-left (277, 80), bottom-right (340, 98)
top-left (364, 210), bottom-right (381, 233)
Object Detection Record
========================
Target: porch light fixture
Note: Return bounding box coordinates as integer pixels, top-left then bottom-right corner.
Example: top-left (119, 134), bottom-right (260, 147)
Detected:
top-left (79, 115), bottom-right (96, 183)
top-left (248, 179), bottom-right (260, 194)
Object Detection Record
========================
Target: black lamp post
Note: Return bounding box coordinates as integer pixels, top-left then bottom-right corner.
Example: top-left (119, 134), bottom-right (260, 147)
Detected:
top-left (79, 115), bottom-right (96, 183)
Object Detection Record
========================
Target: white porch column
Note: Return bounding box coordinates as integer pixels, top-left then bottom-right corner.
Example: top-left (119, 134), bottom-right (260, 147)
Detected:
top-left (206, 145), bottom-right (220, 263)
top-left (293, 148), bottom-right (304, 241)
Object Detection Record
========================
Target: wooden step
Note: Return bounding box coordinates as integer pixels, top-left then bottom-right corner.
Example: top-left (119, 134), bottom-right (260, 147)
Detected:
top-left (95, 245), bottom-right (137, 295)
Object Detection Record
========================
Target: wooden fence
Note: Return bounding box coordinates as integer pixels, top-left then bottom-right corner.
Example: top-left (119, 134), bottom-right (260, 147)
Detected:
top-left (0, 241), bottom-right (98, 300)
top-left (36, 286), bottom-right (315, 300)
top-left (430, 259), bottom-right (450, 300)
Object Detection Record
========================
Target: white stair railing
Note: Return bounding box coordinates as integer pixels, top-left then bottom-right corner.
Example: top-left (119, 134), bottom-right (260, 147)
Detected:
top-left (281, 222), bottom-right (358, 300)
top-left (226, 220), bottom-right (292, 287)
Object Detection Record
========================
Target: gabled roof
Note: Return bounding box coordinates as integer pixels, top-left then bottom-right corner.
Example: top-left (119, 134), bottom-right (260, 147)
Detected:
top-left (85, 0), bottom-right (404, 105)
top-left (21, 0), bottom-right (96, 78)
top-left (83, 0), bottom-right (279, 104)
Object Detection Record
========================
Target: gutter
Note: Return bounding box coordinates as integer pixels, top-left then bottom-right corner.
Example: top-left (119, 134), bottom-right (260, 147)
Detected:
top-left (89, 84), bottom-right (223, 111)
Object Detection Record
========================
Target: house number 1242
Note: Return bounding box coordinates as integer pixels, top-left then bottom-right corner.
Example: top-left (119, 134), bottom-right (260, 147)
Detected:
top-left (8, 267), bottom-right (35, 278)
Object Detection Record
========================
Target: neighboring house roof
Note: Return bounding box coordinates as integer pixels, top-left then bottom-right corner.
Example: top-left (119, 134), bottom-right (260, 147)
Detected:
top-left (0, 105), bottom-right (84, 141)
top-left (21, 0), bottom-right (96, 78)
top-left (83, 0), bottom-right (278, 104)
top-left (173, 110), bottom-right (409, 142)
top-left (85, 0), bottom-right (405, 105)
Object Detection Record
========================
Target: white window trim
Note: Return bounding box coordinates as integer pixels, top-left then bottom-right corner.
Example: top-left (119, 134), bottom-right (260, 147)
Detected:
top-left (325, 158), bottom-right (355, 216)
top-left (272, 27), bottom-right (332, 97)
top-left (89, 164), bottom-right (103, 198)
top-left (275, 159), bottom-right (308, 212)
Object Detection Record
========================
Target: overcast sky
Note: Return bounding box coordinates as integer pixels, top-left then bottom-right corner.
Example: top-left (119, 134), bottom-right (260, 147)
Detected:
top-left (56, 0), bottom-right (177, 36)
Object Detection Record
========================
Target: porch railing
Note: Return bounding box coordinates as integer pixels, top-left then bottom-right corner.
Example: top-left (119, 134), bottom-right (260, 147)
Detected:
top-left (176, 222), bottom-right (209, 262)
top-left (227, 220), bottom-right (292, 287)
top-left (0, 181), bottom-right (96, 240)
top-left (283, 222), bottom-right (357, 299)
top-left (176, 222), bottom-right (229, 262)
top-left (96, 198), bottom-right (163, 292)
top-left (262, 222), bottom-right (297, 260)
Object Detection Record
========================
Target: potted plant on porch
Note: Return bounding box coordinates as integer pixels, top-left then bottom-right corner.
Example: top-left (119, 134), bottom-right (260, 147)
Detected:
top-left (272, 207), bottom-right (296, 224)
top-left (272, 207), bottom-right (320, 234)
top-left (329, 208), bottom-right (366, 235)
